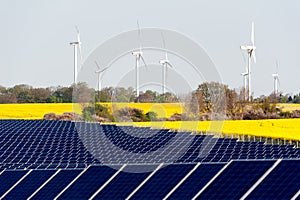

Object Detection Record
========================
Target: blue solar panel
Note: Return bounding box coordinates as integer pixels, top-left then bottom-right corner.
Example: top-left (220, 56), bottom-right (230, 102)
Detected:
top-left (58, 166), bottom-right (119, 199)
top-left (31, 169), bottom-right (82, 200)
top-left (0, 120), bottom-right (299, 170)
top-left (198, 160), bottom-right (276, 199)
top-left (94, 165), bottom-right (155, 199)
top-left (0, 170), bottom-right (27, 196)
top-left (247, 160), bottom-right (300, 199)
top-left (168, 163), bottom-right (225, 199)
top-left (130, 164), bottom-right (195, 199)
top-left (3, 170), bottom-right (55, 199)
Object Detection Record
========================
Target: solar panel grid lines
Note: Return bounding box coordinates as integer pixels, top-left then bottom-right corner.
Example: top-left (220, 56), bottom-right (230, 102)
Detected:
top-left (53, 165), bottom-right (91, 200)
top-left (129, 164), bottom-right (197, 199)
top-left (196, 160), bottom-right (277, 199)
top-left (2, 170), bottom-right (56, 199)
top-left (167, 163), bottom-right (225, 199)
top-left (240, 159), bottom-right (282, 200)
top-left (56, 165), bottom-right (120, 199)
top-left (291, 190), bottom-right (300, 200)
top-left (89, 164), bottom-right (127, 199)
top-left (27, 169), bottom-right (62, 200)
top-left (0, 169), bottom-right (33, 199)
top-left (246, 160), bottom-right (300, 199)
top-left (94, 165), bottom-right (156, 199)
top-left (126, 163), bottom-right (164, 200)
top-left (191, 159), bottom-right (233, 200)
top-left (163, 162), bottom-right (201, 200)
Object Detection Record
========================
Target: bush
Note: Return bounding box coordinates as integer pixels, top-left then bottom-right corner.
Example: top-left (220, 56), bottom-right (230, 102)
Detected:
top-left (82, 106), bottom-right (95, 121)
top-left (82, 104), bottom-right (114, 122)
top-left (145, 111), bottom-right (158, 121)
top-left (114, 107), bottom-right (159, 122)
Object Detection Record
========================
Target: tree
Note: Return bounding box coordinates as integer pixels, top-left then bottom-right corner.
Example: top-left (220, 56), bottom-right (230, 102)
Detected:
top-left (293, 94), bottom-right (300, 103)
top-left (32, 88), bottom-right (51, 103)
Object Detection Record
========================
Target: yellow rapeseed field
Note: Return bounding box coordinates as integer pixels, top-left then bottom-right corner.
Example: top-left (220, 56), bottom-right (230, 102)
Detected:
top-left (0, 103), bottom-right (183, 119)
top-left (0, 103), bottom-right (80, 119)
top-left (100, 102), bottom-right (183, 118)
top-left (278, 103), bottom-right (300, 112)
top-left (115, 119), bottom-right (300, 141)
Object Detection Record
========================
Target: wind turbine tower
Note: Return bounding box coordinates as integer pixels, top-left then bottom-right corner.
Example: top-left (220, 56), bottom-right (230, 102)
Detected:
top-left (240, 22), bottom-right (257, 100)
top-left (241, 72), bottom-right (248, 99)
top-left (159, 32), bottom-right (173, 95)
top-left (272, 61), bottom-right (280, 97)
top-left (132, 21), bottom-right (147, 98)
top-left (70, 26), bottom-right (82, 85)
top-left (94, 61), bottom-right (109, 92)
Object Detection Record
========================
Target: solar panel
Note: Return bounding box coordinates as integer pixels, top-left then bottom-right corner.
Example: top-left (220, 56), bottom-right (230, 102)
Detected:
top-left (197, 160), bottom-right (276, 199)
top-left (57, 166), bottom-right (120, 199)
top-left (0, 170), bottom-right (27, 196)
top-left (93, 165), bottom-right (154, 199)
top-left (2, 170), bottom-right (56, 199)
top-left (129, 164), bottom-right (195, 199)
top-left (30, 169), bottom-right (82, 200)
top-left (167, 163), bottom-right (225, 199)
top-left (247, 160), bottom-right (300, 199)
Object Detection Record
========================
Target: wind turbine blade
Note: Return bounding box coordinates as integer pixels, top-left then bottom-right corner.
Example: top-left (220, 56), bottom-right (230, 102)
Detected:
top-left (276, 60), bottom-right (279, 73)
top-left (137, 20), bottom-right (141, 51)
top-left (140, 55), bottom-right (147, 70)
top-left (75, 26), bottom-right (83, 66)
top-left (240, 48), bottom-right (246, 63)
top-left (252, 51), bottom-right (256, 63)
top-left (161, 32), bottom-right (168, 60)
top-left (102, 66), bottom-right (110, 72)
top-left (251, 23), bottom-right (254, 44)
top-left (167, 62), bottom-right (173, 68)
top-left (94, 60), bottom-right (101, 70)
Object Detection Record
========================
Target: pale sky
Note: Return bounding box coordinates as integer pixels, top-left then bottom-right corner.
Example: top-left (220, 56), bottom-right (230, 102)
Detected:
top-left (1, 0), bottom-right (300, 97)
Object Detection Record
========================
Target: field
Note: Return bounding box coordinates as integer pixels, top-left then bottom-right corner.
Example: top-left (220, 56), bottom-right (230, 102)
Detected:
top-left (0, 103), bottom-right (183, 119)
top-left (100, 102), bottom-right (183, 118)
top-left (278, 103), bottom-right (300, 112)
top-left (0, 103), bottom-right (78, 119)
top-left (0, 103), bottom-right (299, 141)
top-left (116, 119), bottom-right (300, 141)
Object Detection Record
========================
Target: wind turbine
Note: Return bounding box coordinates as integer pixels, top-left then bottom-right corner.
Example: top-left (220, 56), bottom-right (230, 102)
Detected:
top-left (240, 22), bottom-right (256, 100)
top-left (272, 61), bottom-right (280, 97)
top-left (70, 26), bottom-right (82, 85)
top-left (132, 21), bottom-right (147, 98)
top-left (159, 32), bottom-right (173, 95)
top-left (241, 72), bottom-right (248, 100)
top-left (94, 61), bottom-right (109, 92)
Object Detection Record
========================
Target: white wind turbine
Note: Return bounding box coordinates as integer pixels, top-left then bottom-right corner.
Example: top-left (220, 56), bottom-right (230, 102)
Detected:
top-left (132, 21), bottom-right (147, 98)
top-left (70, 26), bottom-right (82, 85)
top-left (241, 72), bottom-right (248, 94)
top-left (272, 61), bottom-right (280, 97)
top-left (240, 22), bottom-right (257, 100)
top-left (159, 32), bottom-right (173, 95)
top-left (94, 61), bottom-right (109, 92)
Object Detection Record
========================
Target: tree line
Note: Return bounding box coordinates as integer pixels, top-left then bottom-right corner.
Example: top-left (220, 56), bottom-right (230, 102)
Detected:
top-left (0, 83), bottom-right (299, 105)
top-left (0, 83), bottom-right (179, 104)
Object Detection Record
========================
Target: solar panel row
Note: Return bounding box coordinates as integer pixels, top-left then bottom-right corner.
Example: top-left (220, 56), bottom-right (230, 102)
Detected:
top-left (0, 120), bottom-right (299, 170)
top-left (0, 160), bottom-right (299, 199)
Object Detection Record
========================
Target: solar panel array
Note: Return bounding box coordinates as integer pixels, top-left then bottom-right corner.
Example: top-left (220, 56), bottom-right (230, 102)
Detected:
top-left (0, 120), bottom-right (299, 170)
top-left (0, 161), bottom-right (299, 199)
top-left (0, 120), bottom-right (299, 199)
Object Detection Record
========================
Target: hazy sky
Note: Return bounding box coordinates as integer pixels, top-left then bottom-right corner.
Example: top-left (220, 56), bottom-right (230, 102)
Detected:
top-left (1, 0), bottom-right (299, 97)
